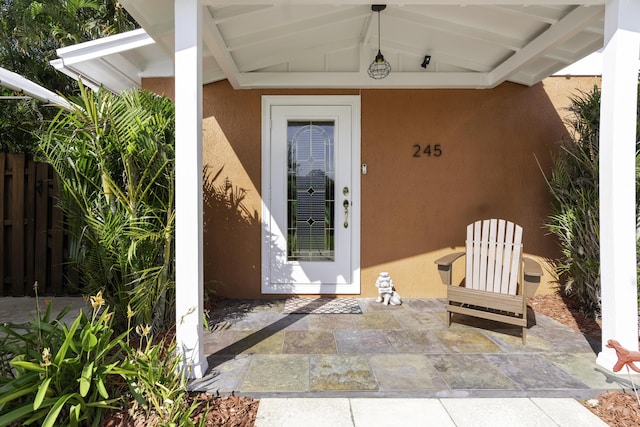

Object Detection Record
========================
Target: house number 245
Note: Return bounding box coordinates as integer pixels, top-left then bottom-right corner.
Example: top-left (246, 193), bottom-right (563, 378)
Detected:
top-left (413, 144), bottom-right (442, 158)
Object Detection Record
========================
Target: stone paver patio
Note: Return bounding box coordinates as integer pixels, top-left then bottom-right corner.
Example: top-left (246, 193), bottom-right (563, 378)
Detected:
top-left (189, 298), bottom-right (638, 399)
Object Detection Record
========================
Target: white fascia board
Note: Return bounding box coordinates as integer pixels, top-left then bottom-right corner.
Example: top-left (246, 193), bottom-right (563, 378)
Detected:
top-left (56, 29), bottom-right (154, 65)
top-left (52, 29), bottom-right (166, 93)
top-left (0, 66), bottom-right (73, 109)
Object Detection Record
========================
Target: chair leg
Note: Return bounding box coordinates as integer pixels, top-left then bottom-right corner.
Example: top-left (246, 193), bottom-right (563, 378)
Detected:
top-left (522, 327), bottom-right (526, 345)
top-left (447, 310), bottom-right (452, 327)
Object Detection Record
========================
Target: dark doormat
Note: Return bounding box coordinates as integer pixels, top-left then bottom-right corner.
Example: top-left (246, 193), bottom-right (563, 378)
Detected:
top-left (283, 297), bottom-right (362, 314)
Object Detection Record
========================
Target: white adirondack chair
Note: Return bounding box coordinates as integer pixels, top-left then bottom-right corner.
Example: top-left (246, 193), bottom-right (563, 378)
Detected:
top-left (435, 219), bottom-right (542, 344)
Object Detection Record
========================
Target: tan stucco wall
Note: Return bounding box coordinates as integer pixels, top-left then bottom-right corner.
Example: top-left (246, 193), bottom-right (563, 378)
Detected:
top-left (143, 76), bottom-right (599, 299)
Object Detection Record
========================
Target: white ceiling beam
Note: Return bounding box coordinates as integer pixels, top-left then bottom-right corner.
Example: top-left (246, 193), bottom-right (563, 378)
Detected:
top-left (202, 7), bottom-right (241, 88)
top-left (529, 64), bottom-right (567, 84)
top-left (489, 5), bottom-right (604, 86)
top-left (237, 71), bottom-right (489, 89)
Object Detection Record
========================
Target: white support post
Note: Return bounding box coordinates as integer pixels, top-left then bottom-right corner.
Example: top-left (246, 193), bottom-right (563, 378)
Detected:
top-left (174, 0), bottom-right (207, 378)
top-left (596, 0), bottom-right (640, 372)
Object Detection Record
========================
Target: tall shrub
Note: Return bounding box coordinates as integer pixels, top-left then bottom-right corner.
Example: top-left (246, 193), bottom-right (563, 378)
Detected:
top-left (545, 84), bottom-right (640, 318)
top-left (37, 85), bottom-right (175, 331)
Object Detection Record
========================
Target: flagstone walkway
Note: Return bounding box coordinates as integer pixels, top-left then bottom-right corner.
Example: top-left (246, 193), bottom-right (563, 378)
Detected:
top-left (191, 298), bottom-right (636, 399)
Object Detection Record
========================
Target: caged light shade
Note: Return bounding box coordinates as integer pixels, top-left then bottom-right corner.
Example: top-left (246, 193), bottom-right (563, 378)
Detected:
top-left (368, 5), bottom-right (391, 79)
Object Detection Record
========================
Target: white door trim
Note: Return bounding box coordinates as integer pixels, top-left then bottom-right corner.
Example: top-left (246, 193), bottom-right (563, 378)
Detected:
top-left (261, 95), bottom-right (361, 294)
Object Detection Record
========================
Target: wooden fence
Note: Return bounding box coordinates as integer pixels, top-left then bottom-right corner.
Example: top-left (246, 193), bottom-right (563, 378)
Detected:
top-left (0, 152), bottom-right (74, 296)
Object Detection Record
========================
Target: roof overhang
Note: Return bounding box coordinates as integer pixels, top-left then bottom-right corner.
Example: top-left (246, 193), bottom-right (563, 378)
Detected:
top-left (51, 28), bottom-right (171, 92)
top-left (53, 1), bottom-right (610, 92)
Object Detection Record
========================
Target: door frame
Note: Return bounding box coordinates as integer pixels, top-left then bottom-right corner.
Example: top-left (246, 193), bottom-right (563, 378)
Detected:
top-left (261, 95), bottom-right (361, 294)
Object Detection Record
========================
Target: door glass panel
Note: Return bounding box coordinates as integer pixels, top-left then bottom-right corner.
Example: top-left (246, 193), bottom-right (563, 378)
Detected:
top-left (287, 120), bottom-right (335, 261)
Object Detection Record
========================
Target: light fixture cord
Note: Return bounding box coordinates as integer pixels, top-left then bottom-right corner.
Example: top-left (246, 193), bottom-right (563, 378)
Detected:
top-left (377, 10), bottom-right (381, 52)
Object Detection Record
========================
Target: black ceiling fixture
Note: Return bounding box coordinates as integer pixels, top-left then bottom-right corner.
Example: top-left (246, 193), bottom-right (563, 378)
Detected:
top-left (421, 55), bottom-right (431, 69)
top-left (368, 5), bottom-right (391, 80)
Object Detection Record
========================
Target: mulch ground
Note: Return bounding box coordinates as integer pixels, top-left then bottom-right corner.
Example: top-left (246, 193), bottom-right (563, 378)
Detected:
top-left (102, 292), bottom-right (638, 426)
top-left (100, 394), bottom-right (259, 427)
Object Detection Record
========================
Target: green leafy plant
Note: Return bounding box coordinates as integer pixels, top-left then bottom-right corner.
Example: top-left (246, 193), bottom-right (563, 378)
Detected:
top-left (0, 288), bottom-right (209, 427)
top-left (543, 84), bottom-right (640, 317)
top-left (37, 84), bottom-right (176, 332)
top-left (118, 326), bottom-right (205, 427)
top-left (0, 288), bottom-right (127, 427)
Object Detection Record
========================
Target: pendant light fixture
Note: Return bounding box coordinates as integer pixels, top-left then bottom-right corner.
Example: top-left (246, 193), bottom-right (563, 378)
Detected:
top-left (368, 4), bottom-right (391, 80)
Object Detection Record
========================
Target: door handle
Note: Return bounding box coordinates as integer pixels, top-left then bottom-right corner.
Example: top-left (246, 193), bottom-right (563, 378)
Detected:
top-left (343, 199), bottom-right (349, 228)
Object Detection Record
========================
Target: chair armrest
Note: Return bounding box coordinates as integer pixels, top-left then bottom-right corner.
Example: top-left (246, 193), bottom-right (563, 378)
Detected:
top-left (435, 252), bottom-right (465, 267)
top-left (523, 257), bottom-right (542, 277)
top-left (434, 252), bottom-right (465, 285)
top-left (522, 257), bottom-right (542, 298)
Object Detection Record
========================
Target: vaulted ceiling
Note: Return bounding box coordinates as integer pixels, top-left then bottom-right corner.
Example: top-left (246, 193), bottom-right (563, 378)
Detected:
top-left (54, 1), bottom-right (607, 90)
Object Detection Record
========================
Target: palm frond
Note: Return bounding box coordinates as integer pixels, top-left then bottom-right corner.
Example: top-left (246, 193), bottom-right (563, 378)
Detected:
top-left (36, 86), bottom-right (176, 331)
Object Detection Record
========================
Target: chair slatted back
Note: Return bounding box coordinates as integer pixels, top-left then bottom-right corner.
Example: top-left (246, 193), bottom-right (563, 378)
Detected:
top-left (465, 219), bottom-right (523, 295)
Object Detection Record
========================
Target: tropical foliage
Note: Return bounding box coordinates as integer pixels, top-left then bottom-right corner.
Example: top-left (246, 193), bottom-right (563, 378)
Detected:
top-left (37, 84), bottom-right (176, 331)
top-left (120, 330), bottom-right (204, 426)
top-left (0, 289), bottom-right (204, 427)
top-left (0, 0), bottom-right (138, 152)
top-left (544, 84), bottom-right (640, 317)
top-left (0, 288), bottom-right (125, 426)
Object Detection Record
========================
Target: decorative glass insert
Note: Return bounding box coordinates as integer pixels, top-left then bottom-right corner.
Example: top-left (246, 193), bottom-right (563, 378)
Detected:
top-left (287, 120), bottom-right (335, 261)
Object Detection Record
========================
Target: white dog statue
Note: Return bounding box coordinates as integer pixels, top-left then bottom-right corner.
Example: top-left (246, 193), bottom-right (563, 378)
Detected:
top-left (375, 272), bottom-right (402, 306)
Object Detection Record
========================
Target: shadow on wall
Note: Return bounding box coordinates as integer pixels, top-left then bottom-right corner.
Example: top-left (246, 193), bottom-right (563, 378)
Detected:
top-left (203, 165), bottom-right (262, 298)
top-left (202, 165), bottom-right (296, 297)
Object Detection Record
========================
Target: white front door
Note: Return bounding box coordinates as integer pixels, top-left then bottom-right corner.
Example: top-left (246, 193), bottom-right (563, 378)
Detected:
top-left (262, 96), bottom-right (360, 294)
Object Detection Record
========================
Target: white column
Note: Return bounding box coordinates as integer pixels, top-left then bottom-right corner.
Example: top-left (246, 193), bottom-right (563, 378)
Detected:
top-left (596, 0), bottom-right (640, 372)
top-left (174, 0), bottom-right (207, 378)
